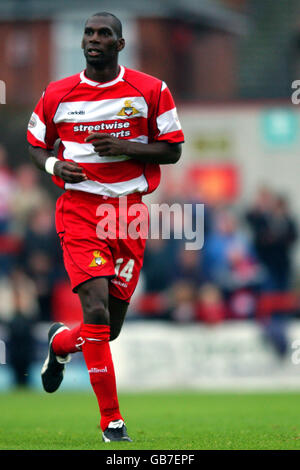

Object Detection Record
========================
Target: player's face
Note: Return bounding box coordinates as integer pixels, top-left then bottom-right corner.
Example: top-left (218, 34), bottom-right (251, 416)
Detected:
top-left (81, 17), bottom-right (124, 68)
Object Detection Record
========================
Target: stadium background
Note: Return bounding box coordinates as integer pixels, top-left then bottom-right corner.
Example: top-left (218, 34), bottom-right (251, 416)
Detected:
top-left (1, 0), bottom-right (300, 395)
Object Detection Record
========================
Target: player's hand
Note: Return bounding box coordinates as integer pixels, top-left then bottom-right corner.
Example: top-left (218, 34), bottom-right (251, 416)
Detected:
top-left (85, 132), bottom-right (128, 156)
top-left (54, 161), bottom-right (88, 183)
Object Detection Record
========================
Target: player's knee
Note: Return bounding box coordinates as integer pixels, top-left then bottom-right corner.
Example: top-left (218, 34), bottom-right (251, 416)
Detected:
top-left (78, 280), bottom-right (110, 325)
top-left (83, 301), bottom-right (109, 325)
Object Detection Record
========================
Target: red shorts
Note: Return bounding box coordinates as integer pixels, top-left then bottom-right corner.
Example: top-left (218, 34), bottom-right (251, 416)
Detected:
top-left (55, 190), bottom-right (148, 302)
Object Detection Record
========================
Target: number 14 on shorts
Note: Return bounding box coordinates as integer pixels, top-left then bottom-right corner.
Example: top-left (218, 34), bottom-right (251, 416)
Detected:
top-left (115, 258), bottom-right (135, 282)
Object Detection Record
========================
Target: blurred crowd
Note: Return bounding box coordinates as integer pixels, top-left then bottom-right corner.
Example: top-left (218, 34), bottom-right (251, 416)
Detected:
top-left (0, 142), bottom-right (300, 384)
top-left (137, 186), bottom-right (299, 325)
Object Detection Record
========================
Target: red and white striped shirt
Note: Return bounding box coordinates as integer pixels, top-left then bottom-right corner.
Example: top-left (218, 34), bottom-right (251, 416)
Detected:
top-left (27, 65), bottom-right (184, 197)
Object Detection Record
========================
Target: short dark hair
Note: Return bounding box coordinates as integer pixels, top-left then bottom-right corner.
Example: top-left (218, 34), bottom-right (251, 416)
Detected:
top-left (88, 12), bottom-right (123, 38)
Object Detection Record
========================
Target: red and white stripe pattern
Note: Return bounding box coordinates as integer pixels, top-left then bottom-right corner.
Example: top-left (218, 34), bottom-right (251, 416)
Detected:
top-left (27, 66), bottom-right (184, 196)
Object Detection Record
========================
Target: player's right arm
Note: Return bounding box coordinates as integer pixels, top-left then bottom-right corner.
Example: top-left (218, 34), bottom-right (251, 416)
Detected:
top-left (28, 145), bottom-right (87, 183)
top-left (27, 89), bottom-right (87, 183)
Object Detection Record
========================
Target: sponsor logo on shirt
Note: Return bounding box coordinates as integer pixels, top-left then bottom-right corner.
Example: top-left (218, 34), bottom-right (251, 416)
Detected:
top-left (68, 110), bottom-right (85, 115)
top-left (73, 121), bottom-right (132, 138)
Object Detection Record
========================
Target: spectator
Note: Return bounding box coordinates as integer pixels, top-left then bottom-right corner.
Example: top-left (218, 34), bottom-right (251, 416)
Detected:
top-left (203, 207), bottom-right (264, 293)
top-left (0, 144), bottom-right (16, 234)
top-left (5, 268), bottom-right (38, 387)
top-left (246, 189), bottom-right (298, 358)
top-left (0, 145), bottom-right (21, 275)
top-left (170, 280), bottom-right (196, 323)
top-left (171, 244), bottom-right (207, 288)
top-left (142, 237), bottom-right (176, 293)
top-left (20, 203), bottom-right (64, 321)
top-left (195, 283), bottom-right (226, 324)
top-left (10, 163), bottom-right (51, 236)
top-left (246, 190), bottom-right (298, 291)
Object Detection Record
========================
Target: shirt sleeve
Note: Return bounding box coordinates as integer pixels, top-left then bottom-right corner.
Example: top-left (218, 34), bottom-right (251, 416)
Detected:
top-left (27, 90), bottom-right (58, 150)
top-left (150, 81), bottom-right (184, 144)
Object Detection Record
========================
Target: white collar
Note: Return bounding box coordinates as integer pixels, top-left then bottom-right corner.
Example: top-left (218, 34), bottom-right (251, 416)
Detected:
top-left (80, 65), bottom-right (125, 88)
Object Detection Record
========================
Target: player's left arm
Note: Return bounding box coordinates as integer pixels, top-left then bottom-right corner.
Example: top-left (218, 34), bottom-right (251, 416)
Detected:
top-left (85, 133), bottom-right (182, 164)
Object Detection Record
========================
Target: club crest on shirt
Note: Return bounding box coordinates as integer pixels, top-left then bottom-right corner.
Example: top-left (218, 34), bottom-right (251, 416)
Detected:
top-left (117, 99), bottom-right (139, 117)
top-left (89, 251), bottom-right (107, 267)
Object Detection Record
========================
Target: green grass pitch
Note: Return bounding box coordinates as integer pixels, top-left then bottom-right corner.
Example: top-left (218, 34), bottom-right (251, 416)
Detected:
top-left (1, 390), bottom-right (300, 450)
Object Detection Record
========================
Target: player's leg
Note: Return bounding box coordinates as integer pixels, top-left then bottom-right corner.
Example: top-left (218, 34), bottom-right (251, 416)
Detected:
top-left (77, 277), bottom-right (131, 442)
top-left (50, 284), bottom-right (119, 355)
top-left (51, 322), bottom-right (83, 355)
top-left (108, 295), bottom-right (129, 341)
top-left (51, 268), bottom-right (118, 351)
top-left (41, 323), bottom-right (73, 393)
top-left (41, 319), bottom-right (84, 393)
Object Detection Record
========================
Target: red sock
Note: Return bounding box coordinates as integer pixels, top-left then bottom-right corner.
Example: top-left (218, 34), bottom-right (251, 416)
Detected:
top-left (52, 323), bottom-right (83, 356)
top-left (81, 323), bottom-right (123, 431)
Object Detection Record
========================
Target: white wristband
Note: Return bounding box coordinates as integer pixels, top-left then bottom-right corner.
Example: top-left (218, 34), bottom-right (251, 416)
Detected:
top-left (45, 156), bottom-right (59, 175)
